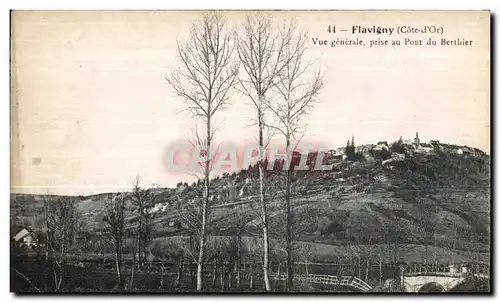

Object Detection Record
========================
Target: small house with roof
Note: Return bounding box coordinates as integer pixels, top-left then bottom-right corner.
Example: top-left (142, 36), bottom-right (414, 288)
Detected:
top-left (373, 141), bottom-right (389, 152)
top-left (327, 149), bottom-right (343, 162)
top-left (357, 144), bottom-right (375, 154)
top-left (13, 228), bottom-right (35, 248)
top-left (415, 143), bottom-right (434, 153)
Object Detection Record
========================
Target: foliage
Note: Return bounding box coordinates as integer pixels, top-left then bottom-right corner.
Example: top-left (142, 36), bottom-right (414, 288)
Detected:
top-left (390, 137), bottom-right (406, 154)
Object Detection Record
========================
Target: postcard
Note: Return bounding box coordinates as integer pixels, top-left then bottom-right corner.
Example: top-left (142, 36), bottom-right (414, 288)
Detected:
top-left (10, 10), bottom-right (490, 293)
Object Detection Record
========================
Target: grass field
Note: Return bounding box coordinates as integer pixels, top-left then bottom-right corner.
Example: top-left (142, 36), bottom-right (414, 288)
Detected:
top-left (10, 247), bottom-right (490, 293)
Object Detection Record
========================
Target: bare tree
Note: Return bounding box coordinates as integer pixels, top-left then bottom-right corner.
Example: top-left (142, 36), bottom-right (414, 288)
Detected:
top-left (362, 239), bottom-right (376, 282)
top-left (103, 193), bottom-right (127, 288)
top-left (230, 208), bottom-right (251, 289)
top-left (130, 176), bottom-right (153, 270)
top-left (299, 242), bottom-right (318, 278)
top-left (160, 236), bottom-right (191, 289)
top-left (174, 183), bottom-right (209, 288)
top-left (166, 11), bottom-right (239, 291)
top-left (263, 22), bottom-right (324, 290)
top-left (236, 13), bottom-right (296, 291)
top-left (205, 237), bottom-right (233, 291)
top-left (43, 196), bottom-right (79, 291)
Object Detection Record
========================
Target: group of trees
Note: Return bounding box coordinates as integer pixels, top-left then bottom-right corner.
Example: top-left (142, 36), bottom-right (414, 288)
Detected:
top-left (102, 176), bottom-right (155, 289)
top-left (167, 11), bottom-right (324, 291)
top-left (390, 137), bottom-right (407, 155)
top-left (345, 136), bottom-right (365, 161)
top-left (39, 177), bottom-right (154, 291)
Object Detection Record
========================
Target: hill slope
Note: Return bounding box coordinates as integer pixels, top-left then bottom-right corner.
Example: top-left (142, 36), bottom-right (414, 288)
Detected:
top-left (11, 143), bottom-right (491, 263)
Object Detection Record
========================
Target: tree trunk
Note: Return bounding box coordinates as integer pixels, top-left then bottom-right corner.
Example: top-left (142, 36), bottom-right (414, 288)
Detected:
top-left (129, 238), bottom-right (139, 290)
top-left (190, 261), bottom-right (194, 288)
top-left (358, 253), bottom-right (362, 278)
top-left (235, 261), bottom-right (240, 289)
top-left (212, 262), bottom-right (217, 288)
top-left (45, 232), bottom-right (49, 261)
top-left (160, 262), bottom-right (165, 288)
top-left (52, 260), bottom-right (61, 291)
top-left (149, 251), bottom-right (152, 269)
top-left (250, 271), bottom-right (253, 290)
top-left (138, 225), bottom-right (142, 271)
top-left (115, 251), bottom-right (122, 288)
top-left (58, 232), bottom-right (65, 291)
top-left (129, 260), bottom-right (135, 290)
top-left (285, 136), bottom-right (293, 291)
top-left (248, 262), bottom-right (254, 289)
top-left (197, 114), bottom-right (211, 292)
top-left (283, 262), bottom-right (287, 288)
top-left (379, 258), bottom-right (382, 284)
top-left (221, 262), bottom-right (224, 290)
top-left (258, 105), bottom-right (271, 291)
top-left (424, 244), bottom-right (428, 273)
top-left (365, 257), bottom-right (370, 281)
top-left (260, 172), bottom-right (271, 291)
top-left (177, 254), bottom-right (184, 287)
top-left (197, 182), bottom-right (209, 291)
top-left (236, 233), bottom-right (241, 288)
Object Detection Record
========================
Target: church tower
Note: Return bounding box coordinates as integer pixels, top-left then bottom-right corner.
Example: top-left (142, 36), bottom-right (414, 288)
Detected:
top-left (414, 131), bottom-right (420, 147)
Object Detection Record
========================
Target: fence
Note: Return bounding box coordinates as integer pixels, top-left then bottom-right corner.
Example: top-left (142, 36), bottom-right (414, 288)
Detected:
top-left (271, 273), bottom-right (372, 292)
top-left (404, 263), bottom-right (490, 277)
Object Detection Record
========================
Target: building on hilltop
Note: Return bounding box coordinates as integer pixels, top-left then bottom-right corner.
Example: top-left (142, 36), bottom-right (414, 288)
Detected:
top-left (335, 147), bottom-right (346, 156)
top-left (461, 146), bottom-right (478, 156)
top-left (430, 140), bottom-right (442, 151)
top-left (327, 149), bottom-right (343, 162)
top-left (415, 142), bottom-right (434, 153)
top-left (373, 141), bottom-right (389, 152)
top-left (357, 144), bottom-right (374, 154)
top-left (403, 138), bottom-right (414, 145)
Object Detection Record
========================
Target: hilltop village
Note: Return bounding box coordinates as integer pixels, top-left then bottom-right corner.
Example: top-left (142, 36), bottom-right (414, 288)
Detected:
top-left (146, 132), bottom-right (487, 215)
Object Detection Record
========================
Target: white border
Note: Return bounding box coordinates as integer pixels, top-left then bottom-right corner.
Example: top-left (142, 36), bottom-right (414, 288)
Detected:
top-left (3, 1), bottom-right (498, 302)
top-left (1, 0), bottom-right (498, 10)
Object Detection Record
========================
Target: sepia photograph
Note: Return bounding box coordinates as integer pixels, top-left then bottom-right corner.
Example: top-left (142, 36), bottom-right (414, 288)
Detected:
top-left (9, 10), bottom-right (491, 293)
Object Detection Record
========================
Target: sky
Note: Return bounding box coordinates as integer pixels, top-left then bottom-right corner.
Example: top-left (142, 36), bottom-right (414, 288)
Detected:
top-left (10, 10), bottom-right (490, 195)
